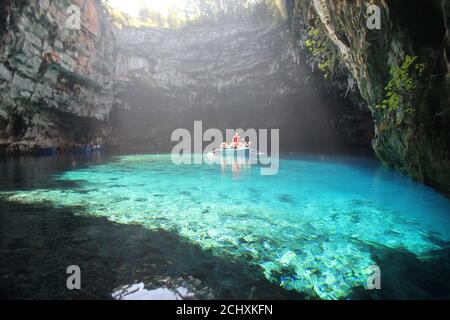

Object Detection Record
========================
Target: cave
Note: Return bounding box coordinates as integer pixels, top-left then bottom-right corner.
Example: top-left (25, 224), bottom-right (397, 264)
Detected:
top-left (387, 0), bottom-right (446, 48)
top-left (0, 0), bottom-right (450, 303)
top-left (109, 8), bottom-right (373, 153)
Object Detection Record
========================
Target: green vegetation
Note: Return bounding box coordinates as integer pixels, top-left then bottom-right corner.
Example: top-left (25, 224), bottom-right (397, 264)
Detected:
top-left (304, 25), bottom-right (338, 80)
top-left (103, 0), bottom-right (286, 30)
top-left (376, 55), bottom-right (425, 123)
top-left (102, 1), bottom-right (165, 29)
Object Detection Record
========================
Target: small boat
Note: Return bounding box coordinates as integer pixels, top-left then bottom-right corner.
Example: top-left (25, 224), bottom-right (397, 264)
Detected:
top-left (219, 147), bottom-right (250, 157)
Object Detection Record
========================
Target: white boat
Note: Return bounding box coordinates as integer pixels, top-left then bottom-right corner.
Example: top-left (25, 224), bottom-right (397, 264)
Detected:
top-left (212, 147), bottom-right (251, 157)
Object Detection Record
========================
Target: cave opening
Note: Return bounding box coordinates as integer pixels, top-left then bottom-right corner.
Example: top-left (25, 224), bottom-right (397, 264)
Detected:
top-left (106, 0), bottom-right (374, 153)
top-left (2, 0), bottom-right (450, 302)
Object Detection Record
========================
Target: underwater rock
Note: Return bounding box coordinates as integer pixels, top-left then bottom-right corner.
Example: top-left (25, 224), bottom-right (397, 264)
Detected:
top-left (279, 251), bottom-right (297, 266)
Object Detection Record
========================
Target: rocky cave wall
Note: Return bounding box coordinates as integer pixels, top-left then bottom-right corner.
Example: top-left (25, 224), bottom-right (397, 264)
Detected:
top-left (3, 0), bottom-right (449, 195)
top-left (0, 0), bottom-right (114, 152)
top-left (111, 7), bottom-right (373, 152)
top-left (0, 0), bottom-right (372, 154)
top-left (288, 0), bottom-right (450, 194)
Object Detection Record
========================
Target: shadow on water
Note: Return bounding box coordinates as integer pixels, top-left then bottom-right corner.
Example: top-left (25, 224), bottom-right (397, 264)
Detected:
top-left (0, 198), bottom-right (305, 300)
top-left (0, 153), bottom-right (121, 193)
top-left (2, 153), bottom-right (450, 299)
top-left (2, 198), bottom-right (450, 300)
top-left (349, 244), bottom-right (450, 300)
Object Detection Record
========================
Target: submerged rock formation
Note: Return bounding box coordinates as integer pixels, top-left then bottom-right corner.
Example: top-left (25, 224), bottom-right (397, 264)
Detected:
top-left (288, 0), bottom-right (450, 194)
top-left (0, 0), bottom-right (114, 152)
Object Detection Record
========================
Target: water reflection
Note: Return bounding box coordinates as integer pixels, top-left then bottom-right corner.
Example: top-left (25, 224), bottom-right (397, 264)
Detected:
top-left (111, 282), bottom-right (196, 300)
top-left (219, 156), bottom-right (253, 179)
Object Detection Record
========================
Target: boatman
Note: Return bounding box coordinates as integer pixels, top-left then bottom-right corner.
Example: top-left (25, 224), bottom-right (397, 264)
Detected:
top-left (233, 132), bottom-right (240, 149)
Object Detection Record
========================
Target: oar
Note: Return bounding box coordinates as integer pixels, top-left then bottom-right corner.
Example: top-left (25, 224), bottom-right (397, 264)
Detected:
top-left (250, 148), bottom-right (264, 155)
top-left (208, 148), bottom-right (225, 155)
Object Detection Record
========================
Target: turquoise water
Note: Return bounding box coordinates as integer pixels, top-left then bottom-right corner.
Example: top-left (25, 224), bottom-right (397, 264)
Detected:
top-left (3, 153), bottom-right (450, 299)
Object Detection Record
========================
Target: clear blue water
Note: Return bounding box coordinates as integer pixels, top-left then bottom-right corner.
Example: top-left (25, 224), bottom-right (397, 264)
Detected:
top-left (1, 153), bottom-right (450, 299)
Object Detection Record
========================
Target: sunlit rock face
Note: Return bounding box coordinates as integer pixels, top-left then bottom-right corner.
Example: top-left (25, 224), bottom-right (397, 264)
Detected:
top-left (111, 8), bottom-right (373, 152)
top-left (0, 0), bottom-right (114, 152)
top-left (289, 0), bottom-right (450, 195)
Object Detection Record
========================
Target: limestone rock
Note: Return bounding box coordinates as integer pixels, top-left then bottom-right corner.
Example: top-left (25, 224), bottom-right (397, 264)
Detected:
top-left (0, 0), bottom-right (115, 152)
top-left (289, 0), bottom-right (450, 195)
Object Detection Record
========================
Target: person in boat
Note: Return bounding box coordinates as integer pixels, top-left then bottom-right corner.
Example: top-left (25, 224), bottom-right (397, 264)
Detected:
top-left (212, 142), bottom-right (227, 155)
top-left (233, 132), bottom-right (240, 149)
top-left (244, 136), bottom-right (250, 148)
